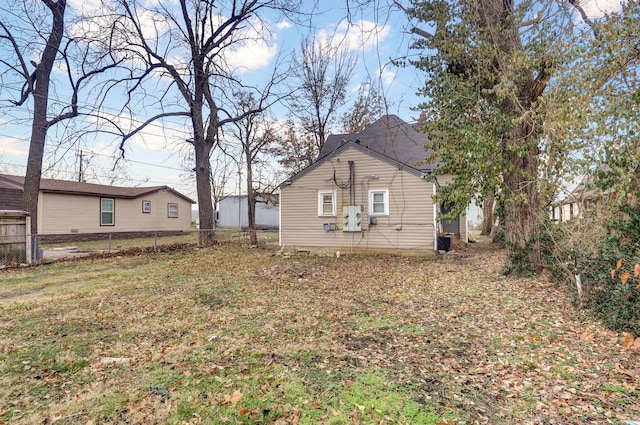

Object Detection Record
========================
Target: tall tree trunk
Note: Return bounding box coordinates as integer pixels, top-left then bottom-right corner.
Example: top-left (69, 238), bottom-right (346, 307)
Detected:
top-left (22, 0), bottom-right (66, 236)
top-left (503, 121), bottom-right (542, 273)
top-left (194, 138), bottom-right (216, 246)
top-left (245, 151), bottom-right (258, 246)
top-left (481, 190), bottom-right (495, 236)
top-left (479, 0), bottom-right (547, 273)
top-left (23, 123), bottom-right (47, 235)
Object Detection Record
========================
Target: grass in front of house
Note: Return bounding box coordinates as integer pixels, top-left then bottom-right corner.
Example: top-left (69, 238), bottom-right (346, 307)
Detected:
top-left (39, 228), bottom-right (279, 252)
top-left (0, 244), bottom-right (638, 424)
top-left (0, 246), bottom-right (453, 424)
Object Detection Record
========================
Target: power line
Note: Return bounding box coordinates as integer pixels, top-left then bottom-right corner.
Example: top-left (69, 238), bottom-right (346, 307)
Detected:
top-left (0, 160), bottom-right (186, 186)
top-left (0, 131), bottom-right (188, 172)
top-left (75, 149), bottom-right (187, 172)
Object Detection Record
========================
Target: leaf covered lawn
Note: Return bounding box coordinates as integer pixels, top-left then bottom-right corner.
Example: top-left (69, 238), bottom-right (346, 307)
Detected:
top-left (0, 243), bottom-right (638, 424)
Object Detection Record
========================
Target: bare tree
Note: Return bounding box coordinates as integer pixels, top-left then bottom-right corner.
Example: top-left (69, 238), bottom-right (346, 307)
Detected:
top-left (0, 0), bottom-right (119, 235)
top-left (97, 0), bottom-right (299, 246)
top-left (225, 91), bottom-right (278, 246)
top-left (340, 78), bottom-right (386, 133)
top-left (270, 120), bottom-right (318, 176)
top-left (209, 149), bottom-right (236, 217)
top-left (288, 35), bottom-right (356, 153)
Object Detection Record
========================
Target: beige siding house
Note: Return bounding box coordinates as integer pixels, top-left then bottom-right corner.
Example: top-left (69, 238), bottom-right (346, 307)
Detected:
top-left (0, 174), bottom-right (194, 234)
top-left (279, 115), bottom-right (467, 256)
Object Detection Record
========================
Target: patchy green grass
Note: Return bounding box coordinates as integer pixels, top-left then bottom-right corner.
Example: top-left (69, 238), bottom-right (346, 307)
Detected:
top-left (0, 244), bottom-right (638, 424)
top-left (39, 228), bottom-right (278, 252)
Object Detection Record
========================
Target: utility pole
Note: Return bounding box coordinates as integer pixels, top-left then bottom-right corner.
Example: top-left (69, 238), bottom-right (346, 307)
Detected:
top-left (77, 150), bottom-right (84, 182)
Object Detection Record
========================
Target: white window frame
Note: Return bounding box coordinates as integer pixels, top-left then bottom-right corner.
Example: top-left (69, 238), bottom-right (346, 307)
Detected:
top-left (317, 190), bottom-right (337, 217)
top-left (369, 189), bottom-right (389, 216)
top-left (101, 198), bottom-right (115, 226)
top-left (168, 203), bottom-right (179, 218)
top-left (142, 200), bottom-right (151, 213)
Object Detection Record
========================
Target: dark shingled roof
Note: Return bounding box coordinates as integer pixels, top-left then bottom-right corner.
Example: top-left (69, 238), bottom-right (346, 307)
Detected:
top-left (319, 114), bottom-right (440, 171)
top-left (0, 174), bottom-right (195, 204)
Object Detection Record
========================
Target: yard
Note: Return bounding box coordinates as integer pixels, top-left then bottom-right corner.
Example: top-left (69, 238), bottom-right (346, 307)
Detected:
top-left (0, 242), bottom-right (638, 424)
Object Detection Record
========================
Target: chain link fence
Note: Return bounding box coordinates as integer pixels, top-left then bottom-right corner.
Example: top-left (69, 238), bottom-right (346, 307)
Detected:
top-left (0, 211), bottom-right (31, 266)
top-left (0, 233), bottom-right (29, 265)
top-left (0, 228), bottom-right (278, 265)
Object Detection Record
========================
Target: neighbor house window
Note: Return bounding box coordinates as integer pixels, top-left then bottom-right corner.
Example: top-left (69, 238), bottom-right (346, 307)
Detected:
top-left (168, 203), bottom-right (179, 218)
top-left (318, 190), bottom-right (336, 216)
top-left (369, 190), bottom-right (389, 216)
top-left (142, 200), bottom-right (151, 213)
top-left (101, 198), bottom-right (115, 225)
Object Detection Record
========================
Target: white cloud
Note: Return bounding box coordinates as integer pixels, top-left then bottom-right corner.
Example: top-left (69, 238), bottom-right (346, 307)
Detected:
top-left (222, 17), bottom-right (279, 73)
top-left (224, 38), bottom-right (278, 73)
top-left (67, 0), bottom-right (104, 14)
top-left (275, 20), bottom-right (292, 30)
top-left (582, 0), bottom-right (623, 17)
top-left (0, 136), bottom-right (29, 157)
top-left (318, 19), bottom-right (391, 53)
top-left (85, 111), bottom-right (190, 154)
top-left (378, 65), bottom-right (397, 88)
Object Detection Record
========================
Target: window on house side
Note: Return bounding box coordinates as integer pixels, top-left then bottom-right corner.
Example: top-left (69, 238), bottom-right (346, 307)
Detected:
top-left (369, 190), bottom-right (389, 216)
top-left (101, 198), bottom-right (115, 225)
top-left (318, 191), bottom-right (336, 216)
top-left (142, 200), bottom-right (151, 213)
top-left (168, 203), bottom-right (179, 218)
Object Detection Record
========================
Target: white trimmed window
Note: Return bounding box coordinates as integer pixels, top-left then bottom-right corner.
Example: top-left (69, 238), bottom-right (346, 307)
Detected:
top-left (318, 190), bottom-right (336, 216)
top-left (101, 198), bottom-right (115, 226)
top-left (168, 203), bottom-right (179, 218)
top-left (369, 189), bottom-right (389, 216)
top-left (142, 200), bottom-right (151, 213)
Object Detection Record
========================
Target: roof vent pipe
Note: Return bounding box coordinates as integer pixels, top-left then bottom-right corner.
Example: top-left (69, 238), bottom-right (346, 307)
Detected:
top-left (348, 160), bottom-right (355, 205)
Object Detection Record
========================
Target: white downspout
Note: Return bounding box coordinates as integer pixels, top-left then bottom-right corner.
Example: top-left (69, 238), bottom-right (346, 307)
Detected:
top-left (433, 182), bottom-right (438, 251)
top-left (278, 187), bottom-right (282, 247)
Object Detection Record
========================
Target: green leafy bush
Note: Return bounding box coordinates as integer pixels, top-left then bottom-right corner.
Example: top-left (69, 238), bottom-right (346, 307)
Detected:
top-left (581, 205), bottom-right (640, 335)
top-left (540, 204), bottom-right (640, 335)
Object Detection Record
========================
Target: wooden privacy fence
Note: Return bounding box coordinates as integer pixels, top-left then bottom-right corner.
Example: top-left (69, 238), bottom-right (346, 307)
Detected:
top-left (0, 211), bottom-right (32, 266)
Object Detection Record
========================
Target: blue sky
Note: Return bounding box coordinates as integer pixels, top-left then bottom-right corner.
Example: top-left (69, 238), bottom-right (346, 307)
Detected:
top-left (0, 0), bottom-right (431, 200)
top-left (0, 0), bottom-right (623, 203)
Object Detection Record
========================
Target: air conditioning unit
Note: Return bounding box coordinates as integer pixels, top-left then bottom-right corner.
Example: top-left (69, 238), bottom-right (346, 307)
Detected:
top-left (342, 205), bottom-right (362, 232)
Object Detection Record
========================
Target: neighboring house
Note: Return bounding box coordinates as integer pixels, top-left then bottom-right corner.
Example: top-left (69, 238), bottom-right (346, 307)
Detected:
top-left (217, 195), bottom-right (279, 228)
top-left (0, 174), bottom-right (195, 234)
top-left (0, 178), bottom-right (23, 210)
top-left (551, 175), bottom-right (601, 223)
top-left (279, 115), bottom-right (468, 256)
top-left (551, 196), bottom-right (583, 223)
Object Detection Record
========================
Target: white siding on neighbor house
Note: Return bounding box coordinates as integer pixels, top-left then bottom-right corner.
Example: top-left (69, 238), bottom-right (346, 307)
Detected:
top-left (561, 202), bottom-right (581, 221)
top-left (280, 147), bottom-right (436, 253)
top-left (217, 196), bottom-right (279, 228)
top-left (38, 189), bottom-right (192, 234)
top-left (550, 201), bottom-right (581, 223)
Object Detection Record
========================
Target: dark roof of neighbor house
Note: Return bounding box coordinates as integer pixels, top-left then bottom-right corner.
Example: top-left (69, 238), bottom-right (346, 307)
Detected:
top-left (281, 138), bottom-right (429, 188)
top-left (0, 174), bottom-right (195, 204)
top-left (556, 165), bottom-right (612, 205)
top-left (0, 186), bottom-right (23, 210)
top-left (319, 114), bottom-right (440, 172)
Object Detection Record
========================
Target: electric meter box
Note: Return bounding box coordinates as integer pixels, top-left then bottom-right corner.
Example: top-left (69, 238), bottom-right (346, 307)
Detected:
top-left (342, 205), bottom-right (362, 232)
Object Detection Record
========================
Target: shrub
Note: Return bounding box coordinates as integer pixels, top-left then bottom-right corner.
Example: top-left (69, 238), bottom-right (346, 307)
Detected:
top-left (540, 203), bottom-right (640, 335)
top-left (582, 205), bottom-right (640, 334)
